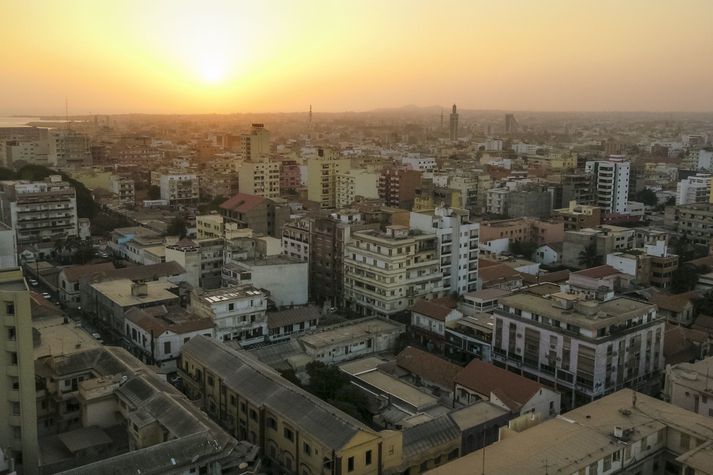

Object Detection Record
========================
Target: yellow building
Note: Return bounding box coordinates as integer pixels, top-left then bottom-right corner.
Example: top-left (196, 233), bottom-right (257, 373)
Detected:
top-left (307, 147), bottom-right (351, 207)
top-left (179, 336), bottom-right (404, 475)
top-left (0, 268), bottom-right (38, 474)
top-left (238, 160), bottom-right (281, 199)
top-left (240, 123), bottom-right (271, 162)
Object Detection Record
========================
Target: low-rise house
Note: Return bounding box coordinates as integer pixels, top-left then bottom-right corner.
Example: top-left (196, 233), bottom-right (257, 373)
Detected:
top-left (410, 300), bottom-right (463, 353)
top-left (664, 356), bottom-right (713, 416)
top-left (300, 317), bottom-right (405, 364)
top-left (533, 242), bottom-right (562, 266)
top-left (663, 324), bottom-right (713, 365)
top-left (445, 312), bottom-right (494, 362)
top-left (454, 359), bottom-right (561, 421)
top-left (650, 291), bottom-right (698, 326)
top-left (58, 262), bottom-right (116, 308)
top-left (427, 389), bottom-right (713, 475)
top-left (108, 226), bottom-right (167, 264)
top-left (567, 264), bottom-right (631, 299)
top-left (478, 263), bottom-right (523, 290)
top-left (124, 306), bottom-right (215, 371)
top-left (395, 346), bottom-right (462, 397)
top-left (189, 285), bottom-right (268, 346)
top-left (266, 305), bottom-right (320, 342)
top-left (461, 288), bottom-right (510, 314)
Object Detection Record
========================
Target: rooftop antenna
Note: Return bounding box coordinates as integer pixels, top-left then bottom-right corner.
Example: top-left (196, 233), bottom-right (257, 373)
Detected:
top-left (65, 97), bottom-right (71, 131)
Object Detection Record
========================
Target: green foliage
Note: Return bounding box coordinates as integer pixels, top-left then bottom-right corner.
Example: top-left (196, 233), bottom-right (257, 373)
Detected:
top-left (672, 263), bottom-right (699, 293)
top-left (634, 188), bottom-right (658, 207)
top-left (510, 240), bottom-right (539, 258)
top-left (198, 195), bottom-right (226, 214)
top-left (91, 211), bottom-right (133, 237)
top-left (148, 185), bottom-right (161, 200)
top-left (167, 216), bottom-right (188, 238)
top-left (578, 242), bottom-right (602, 268)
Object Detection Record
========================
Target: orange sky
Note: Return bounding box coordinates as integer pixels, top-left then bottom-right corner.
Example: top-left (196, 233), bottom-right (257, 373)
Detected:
top-left (1, 0), bottom-right (712, 114)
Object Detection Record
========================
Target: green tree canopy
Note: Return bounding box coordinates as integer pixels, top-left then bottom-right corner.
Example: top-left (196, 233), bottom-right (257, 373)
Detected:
top-left (578, 242), bottom-right (602, 268)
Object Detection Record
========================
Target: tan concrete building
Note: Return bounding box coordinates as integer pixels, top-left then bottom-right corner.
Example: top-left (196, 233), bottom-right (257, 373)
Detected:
top-left (239, 160), bottom-right (281, 199)
top-left (179, 336), bottom-right (404, 475)
top-left (307, 147), bottom-right (351, 207)
top-left (426, 389), bottom-right (713, 475)
top-left (344, 226), bottom-right (442, 318)
top-left (0, 268), bottom-right (38, 473)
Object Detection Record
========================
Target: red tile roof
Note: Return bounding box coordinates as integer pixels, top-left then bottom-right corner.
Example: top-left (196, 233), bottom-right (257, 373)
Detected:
top-left (396, 346), bottom-right (462, 389)
top-left (479, 264), bottom-right (521, 284)
top-left (454, 359), bottom-right (545, 412)
top-left (61, 262), bottom-right (117, 282)
top-left (650, 291), bottom-right (697, 314)
top-left (410, 299), bottom-right (455, 321)
top-left (572, 265), bottom-right (619, 279)
top-left (219, 193), bottom-right (266, 213)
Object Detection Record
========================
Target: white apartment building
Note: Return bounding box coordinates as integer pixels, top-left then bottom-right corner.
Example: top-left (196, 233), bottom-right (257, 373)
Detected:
top-left (165, 238), bottom-right (224, 290)
top-left (486, 188), bottom-right (508, 215)
top-left (410, 206), bottom-right (479, 295)
top-left (190, 285), bottom-right (268, 346)
top-left (664, 357), bottom-right (713, 417)
top-left (110, 175), bottom-right (135, 207)
top-left (401, 154), bottom-right (436, 172)
top-left (691, 148), bottom-right (713, 170)
top-left (335, 169), bottom-right (379, 208)
top-left (0, 175), bottom-right (78, 245)
top-left (343, 225), bottom-right (442, 318)
top-left (492, 284), bottom-right (664, 408)
top-left (307, 147), bottom-right (351, 207)
top-left (585, 156), bottom-right (630, 214)
top-left (159, 173), bottom-right (199, 205)
top-left (676, 173), bottom-right (711, 205)
top-left (238, 160), bottom-right (280, 199)
top-left (0, 222), bottom-right (17, 267)
top-left (48, 129), bottom-right (91, 167)
top-left (281, 218), bottom-right (310, 262)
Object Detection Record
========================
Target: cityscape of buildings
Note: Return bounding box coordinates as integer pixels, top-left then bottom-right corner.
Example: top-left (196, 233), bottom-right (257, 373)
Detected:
top-left (2, 2), bottom-right (713, 473)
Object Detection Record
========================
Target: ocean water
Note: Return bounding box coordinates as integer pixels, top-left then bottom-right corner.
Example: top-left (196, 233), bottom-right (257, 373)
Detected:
top-left (0, 117), bottom-right (73, 127)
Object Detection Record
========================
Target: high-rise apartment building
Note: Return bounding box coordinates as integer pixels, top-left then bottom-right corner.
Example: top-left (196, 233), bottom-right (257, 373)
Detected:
top-left (449, 104), bottom-right (459, 140)
top-left (585, 156), bottom-right (630, 214)
top-left (0, 222), bottom-right (18, 267)
top-left (48, 129), bottom-right (91, 167)
top-left (378, 166), bottom-right (422, 209)
top-left (159, 173), bottom-right (200, 205)
top-left (335, 169), bottom-right (379, 208)
top-left (344, 225), bottom-right (442, 318)
top-left (0, 175), bottom-right (79, 245)
top-left (491, 284), bottom-right (664, 408)
top-left (307, 147), bottom-right (350, 207)
top-left (0, 126), bottom-right (49, 167)
top-left (110, 175), bottom-right (135, 207)
top-left (239, 123), bottom-right (270, 162)
top-left (238, 160), bottom-right (281, 199)
top-left (676, 173), bottom-right (712, 205)
top-left (410, 207), bottom-right (479, 295)
top-left (0, 268), bottom-right (38, 473)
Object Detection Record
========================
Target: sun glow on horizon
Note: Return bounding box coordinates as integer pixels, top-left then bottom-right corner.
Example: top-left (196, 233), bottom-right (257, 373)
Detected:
top-left (1, 0), bottom-right (713, 114)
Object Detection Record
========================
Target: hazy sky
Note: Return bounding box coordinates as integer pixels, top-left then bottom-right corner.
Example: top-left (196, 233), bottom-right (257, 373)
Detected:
top-left (2, 0), bottom-right (712, 115)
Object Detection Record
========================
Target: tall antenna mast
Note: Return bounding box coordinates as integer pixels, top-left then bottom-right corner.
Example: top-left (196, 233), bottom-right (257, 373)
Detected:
top-left (65, 97), bottom-right (70, 131)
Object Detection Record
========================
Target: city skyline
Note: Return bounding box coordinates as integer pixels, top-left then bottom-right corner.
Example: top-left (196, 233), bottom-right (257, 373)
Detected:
top-left (2, 0), bottom-right (713, 115)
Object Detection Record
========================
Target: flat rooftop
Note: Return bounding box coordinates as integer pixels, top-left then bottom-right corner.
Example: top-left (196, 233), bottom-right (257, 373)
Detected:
top-left (197, 285), bottom-right (264, 303)
top-left (427, 389), bottom-right (713, 475)
top-left (498, 289), bottom-right (655, 330)
top-left (353, 370), bottom-right (439, 411)
top-left (91, 279), bottom-right (179, 307)
top-left (300, 318), bottom-right (403, 349)
top-left (33, 319), bottom-right (100, 359)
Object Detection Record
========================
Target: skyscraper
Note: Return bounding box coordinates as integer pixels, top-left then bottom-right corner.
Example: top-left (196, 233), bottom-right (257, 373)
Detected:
top-left (585, 156), bottom-right (631, 214)
top-left (449, 104), bottom-right (459, 140)
top-left (505, 113), bottom-right (519, 133)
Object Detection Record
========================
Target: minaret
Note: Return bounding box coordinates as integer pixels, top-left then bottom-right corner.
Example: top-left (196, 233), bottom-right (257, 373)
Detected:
top-left (449, 104), bottom-right (459, 140)
top-left (309, 104), bottom-right (312, 125)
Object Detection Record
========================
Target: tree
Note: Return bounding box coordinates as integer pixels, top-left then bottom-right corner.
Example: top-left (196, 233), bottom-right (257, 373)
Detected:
top-left (634, 188), bottom-right (658, 207)
top-left (578, 242), bottom-right (602, 268)
top-left (510, 240), bottom-right (539, 259)
top-left (305, 362), bottom-right (349, 400)
top-left (148, 185), bottom-right (161, 200)
top-left (167, 217), bottom-right (187, 238)
top-left (671, 264), bottom-right (699, 293)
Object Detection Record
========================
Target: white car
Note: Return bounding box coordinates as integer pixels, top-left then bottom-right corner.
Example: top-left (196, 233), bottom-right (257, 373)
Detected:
top-left (41, 292), bottom-right (51, 298)
top-left (91, 332), bottom-right (102, 340)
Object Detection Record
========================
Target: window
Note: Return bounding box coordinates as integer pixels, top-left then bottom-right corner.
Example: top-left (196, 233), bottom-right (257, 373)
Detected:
top-left (347, 456), bottom-right (354, 472)
top-left (6, 303), bottom-right (15, 315)
top-left (267, 416), bottom-right (277, 430)
top-left (207, 375), bottom-right (214, 386)
top-left (680, 432), bottom-right (691, 450)
top-left (230, 395), bottom-right (236, 406)
top-left (164, 341), bottom-right (171, 354)
top-left (249, 409), bottom-right (257, 421)
top-left (303, 442), bottom-right (311, 456)
top-left (284, 427), bottom-right (294, 441)
top-left (365, 450), bottom-right (372, 466)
